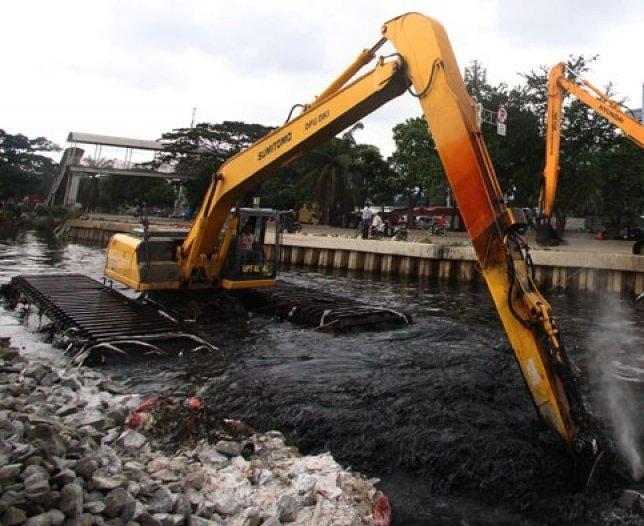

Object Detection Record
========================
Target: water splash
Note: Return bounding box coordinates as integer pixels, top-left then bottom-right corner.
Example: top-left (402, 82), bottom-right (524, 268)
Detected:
top-left (588, 295), bottom-right (643, 481)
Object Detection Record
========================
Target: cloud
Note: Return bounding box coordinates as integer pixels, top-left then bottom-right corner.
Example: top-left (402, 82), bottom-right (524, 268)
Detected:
top-left (1, 0), bottom-right (641, 160)
top-left (107, 1), bottom-right (329, 75)
top-left (494, 0), bottom-right (634, 47)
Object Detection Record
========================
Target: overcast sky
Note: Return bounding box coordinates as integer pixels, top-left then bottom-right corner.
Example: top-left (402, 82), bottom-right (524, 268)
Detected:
top-left (2, 0), bottom-right (642, 160)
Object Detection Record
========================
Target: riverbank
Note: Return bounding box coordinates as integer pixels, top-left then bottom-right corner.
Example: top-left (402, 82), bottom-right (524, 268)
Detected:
top-left (0, 337), bottom-right (388, 525)
top-left (0, 207), bottom-right (80, 232)
top-left (59, 217), bottom-right (644, 294)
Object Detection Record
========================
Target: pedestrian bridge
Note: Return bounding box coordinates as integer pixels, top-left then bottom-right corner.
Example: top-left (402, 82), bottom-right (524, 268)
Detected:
top-left (47, 132), bottom-right (197, 207)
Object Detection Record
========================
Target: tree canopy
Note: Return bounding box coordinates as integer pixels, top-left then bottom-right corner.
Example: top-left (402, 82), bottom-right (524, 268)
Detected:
top-left (158, 121), bottom-right (274, 209)
top-left (0, 129), bottom-right (59, 200)
top-left (4, 55), bottom-right (641, 230)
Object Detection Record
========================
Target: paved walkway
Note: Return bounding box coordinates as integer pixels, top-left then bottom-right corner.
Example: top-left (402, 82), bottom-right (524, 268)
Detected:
top-left (85, 214), bottom-right (636, 255)
top-left (298, 224), bottom-right (637, 254)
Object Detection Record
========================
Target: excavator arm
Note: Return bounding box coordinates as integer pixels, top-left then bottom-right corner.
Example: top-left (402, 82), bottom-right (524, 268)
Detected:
top-left (174, 13), bottom-right (598, 455)
top-left (541, 62), bottom-right (644, 218)
top-left (178, 45), bottom-right (408, 282)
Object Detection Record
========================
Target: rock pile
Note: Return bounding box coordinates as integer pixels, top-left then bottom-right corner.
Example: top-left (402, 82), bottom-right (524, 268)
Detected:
top-left (0, 338), bottom-right (388, 525)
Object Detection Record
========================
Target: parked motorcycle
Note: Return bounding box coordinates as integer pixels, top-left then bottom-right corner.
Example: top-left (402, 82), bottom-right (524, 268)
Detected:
top-left (369, 224), bottom-right (386, 240)
top-left (393, 225), bottom-right (408, 241)
top-left (279, 210), bottom-right (302, 233)
top-left (430, 223), bottom-right (447, 236)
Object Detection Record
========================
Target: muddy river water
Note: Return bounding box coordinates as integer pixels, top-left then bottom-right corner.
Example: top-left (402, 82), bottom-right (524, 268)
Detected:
top-left (2, 229), bottom-right (643, 525)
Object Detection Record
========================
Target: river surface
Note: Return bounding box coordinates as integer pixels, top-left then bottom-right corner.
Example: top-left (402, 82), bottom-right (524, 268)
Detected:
top-left (1, 228), bottom-right (643, 525)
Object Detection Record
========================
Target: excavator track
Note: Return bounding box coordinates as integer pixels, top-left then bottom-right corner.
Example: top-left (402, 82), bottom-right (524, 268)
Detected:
top-left (239, 283), bottom-right (412, 331)
top-left (5, 274), bottom-right (214, 361)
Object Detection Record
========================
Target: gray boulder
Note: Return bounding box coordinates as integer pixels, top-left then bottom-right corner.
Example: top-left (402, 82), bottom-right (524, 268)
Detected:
top-left (2, 490), bottom-right (27, 507)
top-left (213, 441), bottom-right (241, 458)
top-left (0, 464), bottom-right (22, 483)
top-left (24, 476), bottom-right (52, 503)
top-left (212, 494), bottom-right (239, 516)
top-left (24, 514), bottom-right (51, 526)
top-left (83, 501), bottom-right (106, 514)
top-left (276, 494), bottom-right (299, 523)
top-left (73, 458), bottom-right (98, 480)
top-left (194, 500), bottom-right (216, 518)
top-left (172, 495), bottom-right (190, 517)
top-left (147, 488), bottom-right (173, 514)
top-left (155, 515), bottom-right (183, 526)
top-left (63, 516), bottom-right (96, 526)
top-left (183, 471), bottom-right (205, 491)
top-left (2, 506), bottom-right (27, 526)
top-left (119, 499), bottom-right (137, 523)
top-left (52, 469), bottom-right (77, 487)
top-left (118, 431), bottom-right (146, 451)
top-left (91, 471), bottom-right (127, 491)
top-left (47, 510), bottom-right (65, 526)
top-left (136, 514), bottom-right (161, 526)
top-left (104, 488), bottom-right (131, 518)
top-left (59, 483), bottom-right (83, 517)
top-left (195, 449), bottom-right (227, 467)
top-left (188, 519), bottom-right (218, 526)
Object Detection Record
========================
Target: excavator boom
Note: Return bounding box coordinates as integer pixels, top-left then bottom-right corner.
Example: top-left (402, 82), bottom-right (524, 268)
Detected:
top-left (541, 62), bottom-right (644, 217)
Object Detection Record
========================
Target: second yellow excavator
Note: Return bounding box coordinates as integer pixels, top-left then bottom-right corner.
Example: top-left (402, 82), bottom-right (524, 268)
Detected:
top-left (103, 12), bottom-right (605, 466)
top-left (537, 62), bottom-right (644, 247)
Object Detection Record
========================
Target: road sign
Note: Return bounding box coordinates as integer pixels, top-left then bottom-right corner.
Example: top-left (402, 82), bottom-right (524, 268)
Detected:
top-left (497, 104), bottom-right (508, 124)
top-left (475, 102), bottom-right (483, 130)
top-left (497, 104), bottom-right (508, 135)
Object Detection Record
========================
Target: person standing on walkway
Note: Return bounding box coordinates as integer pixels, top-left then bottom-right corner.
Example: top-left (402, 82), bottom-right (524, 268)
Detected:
top-left (361, 203), bottom-right (373, 239)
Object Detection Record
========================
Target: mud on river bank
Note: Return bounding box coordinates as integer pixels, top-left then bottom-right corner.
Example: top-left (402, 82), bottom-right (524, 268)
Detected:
top-left (2, 229), bottom-right (644, 525)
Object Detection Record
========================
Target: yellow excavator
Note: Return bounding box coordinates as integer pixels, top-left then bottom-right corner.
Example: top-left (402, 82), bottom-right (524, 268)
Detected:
top-left (538, 62), bottom-right (644, 247)
top-left (104, 13), bottom-right (603, 463)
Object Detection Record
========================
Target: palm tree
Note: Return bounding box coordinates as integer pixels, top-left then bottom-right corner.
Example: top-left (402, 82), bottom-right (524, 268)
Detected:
top-left (299, 124), bottom-right (365, 226)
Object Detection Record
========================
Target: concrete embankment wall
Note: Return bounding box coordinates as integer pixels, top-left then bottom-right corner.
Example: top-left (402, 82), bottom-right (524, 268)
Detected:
top-left (61, 219), bottom-right (137, 244)
top-left (62, 219), bottom-right (644, 294)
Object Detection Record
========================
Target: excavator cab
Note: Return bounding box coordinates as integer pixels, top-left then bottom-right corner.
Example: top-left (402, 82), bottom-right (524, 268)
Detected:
top-left (220, 208), bottom-right (279, 290)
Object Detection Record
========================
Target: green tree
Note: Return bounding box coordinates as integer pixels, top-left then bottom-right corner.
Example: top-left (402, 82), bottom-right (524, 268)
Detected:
top-left (78, 177), bottom-right (99, 212)
top-left (255, 164), bottom-right (303, 210)
top-left (0, 129), bottom-right (59, 200)
top-left (597, 139), bottom-right (644, 231)
top-left (297, 136), bottom-right (357, 225)
top-left (389, 117), bottom-right (445, 224)
top-left (293, 124), bottom-right (380, 226)
top-left (464, 61), bottom-right (543, 207)
top-left (352, 143), bottom-right (396, 208)
top-left (159, 121), bottom-right (274, 210)
top-left (96, 176), bottom-right (175, 213)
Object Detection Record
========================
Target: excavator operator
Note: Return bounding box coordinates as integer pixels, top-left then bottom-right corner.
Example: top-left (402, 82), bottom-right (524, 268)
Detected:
top-left (239, 223), bottom-right (264, 266)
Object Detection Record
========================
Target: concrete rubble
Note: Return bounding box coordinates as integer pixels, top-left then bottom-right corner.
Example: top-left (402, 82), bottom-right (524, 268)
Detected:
top-left (0, 338), bottom-right (389, 525)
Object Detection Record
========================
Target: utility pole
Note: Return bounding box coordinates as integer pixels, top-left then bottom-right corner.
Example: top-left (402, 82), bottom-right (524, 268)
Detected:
top-left (174, 107), bottom-right (197, 217)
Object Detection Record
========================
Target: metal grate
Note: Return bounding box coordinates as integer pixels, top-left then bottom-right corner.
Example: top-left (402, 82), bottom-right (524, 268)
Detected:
top-left (6, 274), bottom-right (219, 362)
